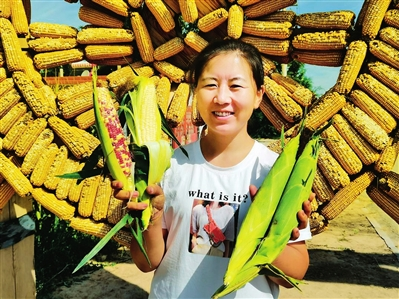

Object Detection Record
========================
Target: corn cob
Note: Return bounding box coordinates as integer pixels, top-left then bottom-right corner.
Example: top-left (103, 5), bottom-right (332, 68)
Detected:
top-left (153, 61), bottom-right (185, 83)
top-left (68, 177), bottom-right (85, 203)
top-left (55, 159), bottom-right (82, 200)
top-left (312, 167), bottom-right (335, 203)
top-left (197, 8), bottom-right (229, 32)
top-left (354, 0), bottom-right (371, 29)
top-left (295, 10), bottom-right (355, 30)
top-left (237, 0), bottom-right (260, 6)
top-left (0, 68), bottom-right (6, 83)
top-left (332, 114), bottom-right (380, 166)
top-left (10, 0), bottom-right (29, 35)
top-left (191, 93), bottom-right (205, 127)
top-left (127, 0), bottom-right (144, 8)
top-left (30, 143), bottom-right (59, 187)
top-left (384, 9), bottom-right (399, 29)
top-left (86, 55), bottom-right (135, 66)
top-left (379, 27), bottom-right (399, 51)
top-left (378, 171), bottom-right (399, 202)
top-left (92, 0), bottom-right (129, 17)
top-left (318, 142), bottom-right (350, 190)
top-left (2, 112), bottom-right (33, 151)
top-left (260, 10), bottom-right (296, 23)
top-left (227, 4), bottom-right (243, 39)
top-left (367, 184), bottom-right (399, 224)
top-left (14, 117), bottom-right (47, 158)
top-left (261, 55), bottom-right (277, 76)
top-left (292, 30), bottom-right (348, 51)
top-left (291, 49), bottom-right (345, 67)
top-left (304, 91), bottom-right (346, 132)
top-left (77, 27), bottom-right (134, 44)
top-left (156, 76), bottom-right (172, 116)
top-left (241, 36), bottom-right (291, 57)
top-left (78, 5), bottom-right (124, 28)
top-left (32, 187), bottom-right (75, 221)
top-left (178, 0), bottom-right (198, 23)
top-left (43, 145), bottom-right (69, 190)
top-left (28, 37), bottom-right (78, 52)
top-left (48, 116), bottom-right (91, 160)
top-left (33, 48), bottom-right (85, 69)
top-left (183, 31), bottom-right (209, 53)
top-left (0, 18), bottom-right (25, 72)
top-left (0, 102), bottom-right (27, 135)
top-left (0, 78), bottom-right (15, 98)
top-left (334, 40), bottom-right (368, 95)
top-left (270, 72), bottom-right (313, 106)
top-left (74, 108), bottom-right (96, 130)
top-left (361, 0), bottom-right (391, 40)
top-left (0, 89), bottom-right (20, 119)
top-left (113, 229), bottom-right (132, 248)
top-left (106, 194), bottom-right (125, 224)
top-left (154, 37), bottom-right (185, 61)
top-left (259, 95), bottom-right (293, 133)
top-left (321, 171), bottom-right (375, 220)
top-left (242, 20), bottom-right (292, 40)
top-left (21, 52), bottom-right (45, 88)
top-left (0, 1), bottom-right (11, 18)
top-left (13, 71), bottom-right (56, 117)
top-left (106, 66), bottom-right (139, 99)
top-left (29, 22), bottom-right (78, 38)
top-left (70, 216), bottom-right (112, 238)
top-left (369, 40), bottom-right (399, 70)
top-left (356, 73), bottom-right (399, 120)
top-left (130, 12), bottom-right (154, 63)
top-left (349, 89), bottom-right (396, 133)
top-left (21, 129), bottom-right (54, 175)
top-left (92, 176), bottom-right (113, 221)
top-left (0, 152), bottom-right (33, 197)
top-left (84, 44), bottom-right (134, 60)
top-left (374, 139), bottom-right (399, 173)
top-left (166, 82), bottom-right (190, 127)
top-left (57, 81), bottom-right (93, 103)
top-left (0, 182), bottom-right (15, 211)
top-left (77, 175), bottom-right (102, 218)
top-left (145, 0), bottom-right (175, 32)
top-left (243, 0), bottom-right (296, 19)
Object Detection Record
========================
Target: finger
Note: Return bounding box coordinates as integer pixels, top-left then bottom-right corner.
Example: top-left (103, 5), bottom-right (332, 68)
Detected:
top-left (249, 185), bottom-right (258, 201)
top-left (113, 189), bottom-right (139, 201)
top-left (126, 201), bottom-right (148, 211)
top-left (290, 227), bottom-right (300, 241)
top-left (111, 180), bottom-right (124, 190)
top-left (297, 210), bottom-right (308, 230)
top-left (302, 200), bottom-right (312, 217)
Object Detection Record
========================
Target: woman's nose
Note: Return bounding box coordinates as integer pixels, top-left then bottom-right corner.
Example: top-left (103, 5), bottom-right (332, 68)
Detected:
top-left (213, 87), bottom-right (230, 104)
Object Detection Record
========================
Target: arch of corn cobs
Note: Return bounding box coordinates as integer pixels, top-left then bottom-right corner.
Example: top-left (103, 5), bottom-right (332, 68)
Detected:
top-left (0, 0), bottom-right (399, 246)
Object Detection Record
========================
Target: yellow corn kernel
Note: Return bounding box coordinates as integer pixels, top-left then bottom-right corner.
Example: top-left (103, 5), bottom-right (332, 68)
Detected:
top-left (154, 37), bottom-right (185, 61)
top-left (32, 188), bottom-right (75, 221)
top-left (130, 12), bottom-right (154, 63)
top-left (10, 0), bottom-right (29, 35)
top-left (292, 30), bottom-right (349, 51)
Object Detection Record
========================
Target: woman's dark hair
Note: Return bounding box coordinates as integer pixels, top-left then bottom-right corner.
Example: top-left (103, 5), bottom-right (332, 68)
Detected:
top-left (188, 38), bottom-right (264, 90)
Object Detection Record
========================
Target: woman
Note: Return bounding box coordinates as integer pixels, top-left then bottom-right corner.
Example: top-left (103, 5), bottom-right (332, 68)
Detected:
top-left (112, 39), bottom-right (313, 298)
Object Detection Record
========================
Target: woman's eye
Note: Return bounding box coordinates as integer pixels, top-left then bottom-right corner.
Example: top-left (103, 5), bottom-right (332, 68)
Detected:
top-left (231, 84), bottom-right (243, 89)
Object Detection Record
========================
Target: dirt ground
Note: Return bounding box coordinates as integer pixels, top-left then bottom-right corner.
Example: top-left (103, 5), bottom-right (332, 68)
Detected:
top-left (49, 190), bottom-right (399, 299)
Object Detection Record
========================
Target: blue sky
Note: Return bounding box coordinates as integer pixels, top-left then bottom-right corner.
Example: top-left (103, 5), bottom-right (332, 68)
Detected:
top-left (29, 0), bottom-right (365, 95)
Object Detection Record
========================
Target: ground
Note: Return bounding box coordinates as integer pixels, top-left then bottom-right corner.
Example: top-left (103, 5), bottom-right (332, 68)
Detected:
top-left (50, 192), bottom-right (399, 299)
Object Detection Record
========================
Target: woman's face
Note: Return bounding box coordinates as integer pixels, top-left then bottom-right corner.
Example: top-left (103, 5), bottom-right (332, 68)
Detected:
top-left (195, 52), bottom-right (264, 137)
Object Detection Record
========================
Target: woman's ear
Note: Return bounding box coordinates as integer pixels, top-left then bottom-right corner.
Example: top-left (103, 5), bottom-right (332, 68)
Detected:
top-left (254, 85), bottom-right (265, 109)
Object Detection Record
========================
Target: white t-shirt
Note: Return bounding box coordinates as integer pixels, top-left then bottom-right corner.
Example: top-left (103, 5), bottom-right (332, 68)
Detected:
top-left (149, 140), bottom-right (312, 299)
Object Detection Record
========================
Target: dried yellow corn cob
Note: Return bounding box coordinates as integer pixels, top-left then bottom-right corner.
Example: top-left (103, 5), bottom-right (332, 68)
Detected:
top-left (92, 176), bottom-right (113, 221)
top-left (166, 82), bottom-right (190, 127)
top-left (30, 143), bottom-right (59, 187)
top-left (78, 5), bottom-right (124, 28)
top-left (29, 22), bottom-right (78, 38)
top-left (107, 194), bottom-right (125, 224)
top-left (57, 81), bottom-right (93, 103)
top-left (305, 91), bottom-right (346, 132)
top-left (368, 61), bottom-right (399, 95)
top-left (378, 171), bottom-right (399, 200)
top-left (270, 72), bottom-right (313, 106)
top-left (153, 61), bottom-right (185, 83)
top-left (22, 52), bottom-right (45, 88)
top-left (78, 175), bottom-right (102, 218)
top-left (243, 20), bottom-right (292, 39)
top-left (0, 1), bottom-right (11, 18)
top-left (197, 8), bottom-right (228, 32)
top-left (86, 56), bottom-right (134, 66)
top-left (259, 95), bottom-right (293, 133)
top-left (84, 44), bottom-right (134, 60)
top-left (261, 55), bottom-right (277, 76)
top-left (183, 31), bottom-right (209, 53)
top-left (321, 124), bottom-right (363, 175)
top-left (154, 37), bottom-right (185, 61)
top-left (0, 182), bottom-right (15, 211)
top-left (317, 143), bottom-right (350, 190)
top-left (10, 0), bottom-right (29, 35)
top-left (14, 117), bottom-right (47, 157)
top-left (378, 27), bottom-right (399, 55)
top-left (244, 0), bottom-right (296, 19)
top-left (28, 37), bottom-right (78, 52)
top-left (241, 36), bottom-right (291, 57)
top-left (349, 89), bottom-right (396, 133)
top-left (127, 0), bottom-right (144, 8)
top-left (156, 76), bottom-right (172, 115)
top-left (334, 40), bottom-right (368, 95)
top-left (321, 171), bottom-right (375, 220)
top-left (113, 229), bottom-right (132, 248)
top-left (332, 114), bottom-right (380, 165)
top-left (237, 0), bottom-right (260, 6)
top-left (32, 187), bottom-right (75, 221)
top-left (43, 145), bottom-right (69, 190)
top-left (374, 139), bottom-right (399, 173)
top-left (13, 71), bottom-right (56, 117)
top-left (130, 11), bottom-right (154, 63)
top-left (39, 85), bottom-right (58, 115)
top-left (295, 10), bottom-right (355, 30)
top-left (70, 217), bottom-right (112, 239)
top-left (75, 108), bottom-right (96, 130)
top-left (178, 0), bottom-right (198, 23)
top-left (0, 102), bottom-right (27, 135)
top-left (55, 158), bottom-right (82, 200)
top-left (369, 40), bottom-right (399, 70)
top-left (33, 48), bottom-right (85, 69)
top-left (191, 93), bottom-right (205, 127)
top-left (146, 0), bottom-right (175, 32)
top-left (292, 30), bottom-right (348, 51)
top-left (0, 89), bottom-right (21, 119)
top-left (367, 184), bottom-right (399, 224)
top-left (312, 167), bottom-right (335, 203)
top-left (361, 0), bottom-right (391, 40)
top-left (77, 27), bottom-right (134, 44)
top-left (0, 18), bottom-right (25, 72)
top-left (0, 152), bottom-right (33, 197)
top-left (21, 129), bottom-right (54, 175)
top-left (48, 116), bottom-right (91, 160)
top-left (0, 68), bottom-right (6, 82)
top-left (107, 66), bottom-right (138, 98)
top-left (260, 10), bottom-right (296, 23)
top-left (72, 126), bottom-right (100, 154)
top-left (92, 0), bottom-right (129, 17)
top-left (291, 49), bottom-right (345, 67)
top-left (227, 4), bottom-right (243, 39)
top-left (2, 112), bottom-right (33, 151)
top-left (384, 9), bottom-right (399, 29)
top-left (356, 73), bottom-right (399, 119)
top-left (263, 76), bottom-right (303, 123)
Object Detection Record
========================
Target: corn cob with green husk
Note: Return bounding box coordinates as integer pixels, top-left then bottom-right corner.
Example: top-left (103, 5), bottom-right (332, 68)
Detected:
top-left (213, 121), bottom-right (327, 299)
